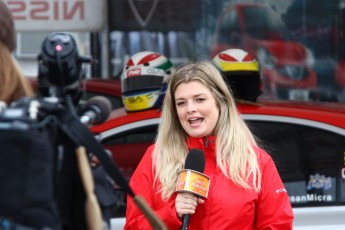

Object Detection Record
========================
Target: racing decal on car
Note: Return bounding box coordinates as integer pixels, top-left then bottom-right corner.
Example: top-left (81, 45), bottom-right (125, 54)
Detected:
top-left (289, 173), bottom-right (334, 204)
top-left (307, 173), bottom-right (332, 190)
top-left (289, 194), bottom-right (333, 203)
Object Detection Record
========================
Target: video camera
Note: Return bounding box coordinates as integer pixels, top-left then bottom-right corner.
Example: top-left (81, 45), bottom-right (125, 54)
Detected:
top-left (36, 32), bottom-right (94, 115)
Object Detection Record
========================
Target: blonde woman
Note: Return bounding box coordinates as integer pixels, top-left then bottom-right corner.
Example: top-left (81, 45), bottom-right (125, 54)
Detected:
top-left (125, 61), bottom-right (293, 229)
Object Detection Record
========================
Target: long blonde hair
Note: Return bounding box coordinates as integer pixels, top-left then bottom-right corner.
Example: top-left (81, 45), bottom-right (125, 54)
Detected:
top-left (153, 61), bottom-right (261, 200)
top-left (0, 41), bottom-right (34, 104)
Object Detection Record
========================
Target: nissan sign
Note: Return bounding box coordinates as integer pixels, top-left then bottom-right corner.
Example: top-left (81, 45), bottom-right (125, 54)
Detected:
top-left (4, 0), bottom-right (106, 31)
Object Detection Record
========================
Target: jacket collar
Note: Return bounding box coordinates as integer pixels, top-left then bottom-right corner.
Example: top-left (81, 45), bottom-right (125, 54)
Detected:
top-left (187, 136), bottom-right (216, 151)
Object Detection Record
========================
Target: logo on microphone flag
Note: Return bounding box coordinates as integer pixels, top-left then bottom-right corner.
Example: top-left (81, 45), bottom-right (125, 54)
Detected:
top-left (176, 169), bottom-right (210, 199)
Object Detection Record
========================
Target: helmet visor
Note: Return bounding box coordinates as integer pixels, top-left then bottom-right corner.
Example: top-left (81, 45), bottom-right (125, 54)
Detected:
top-left (121, 66), bottom-right (165, 94)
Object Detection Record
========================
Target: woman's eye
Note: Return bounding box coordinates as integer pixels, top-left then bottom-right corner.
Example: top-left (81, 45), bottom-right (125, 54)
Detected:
top-left (196, 98), bottom-right (206, 102)
top-left (176, 101), bottom-right (185, 106)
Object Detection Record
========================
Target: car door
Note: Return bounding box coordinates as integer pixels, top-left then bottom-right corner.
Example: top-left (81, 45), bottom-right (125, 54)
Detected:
top-left (243, 114), bottom-right (345, 229)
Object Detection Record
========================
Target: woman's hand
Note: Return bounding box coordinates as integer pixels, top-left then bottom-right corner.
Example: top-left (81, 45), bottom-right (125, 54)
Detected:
top-left (175, 193), bottom-right (204, 219)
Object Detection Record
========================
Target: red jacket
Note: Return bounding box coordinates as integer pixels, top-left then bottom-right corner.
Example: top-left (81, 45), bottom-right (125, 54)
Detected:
top-left (125, 136), bottom-right (294, 229)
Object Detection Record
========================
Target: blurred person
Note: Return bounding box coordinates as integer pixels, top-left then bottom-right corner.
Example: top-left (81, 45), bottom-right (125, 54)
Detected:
top-left (125, 61), bottom-right (293, 229)
top-left (0, 0), bottom-right (34, 104)
top-left (0, 3), bottom-right (113, 229)
top-left (0, 2), bottom-right (58, 230)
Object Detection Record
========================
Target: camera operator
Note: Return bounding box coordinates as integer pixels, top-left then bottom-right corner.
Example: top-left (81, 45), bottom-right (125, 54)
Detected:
top-left (0, 0), bottom-right (34, 104)
top-left (0, 2), bottom-right (116, 227)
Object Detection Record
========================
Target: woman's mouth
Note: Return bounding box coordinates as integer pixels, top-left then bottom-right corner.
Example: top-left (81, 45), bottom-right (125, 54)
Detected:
top-left (188, 117), bottom-right (204, 125)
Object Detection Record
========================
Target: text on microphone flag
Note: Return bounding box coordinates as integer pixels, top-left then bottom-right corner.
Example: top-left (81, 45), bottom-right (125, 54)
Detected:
top-left (176, 169), bottom-right (210, 199)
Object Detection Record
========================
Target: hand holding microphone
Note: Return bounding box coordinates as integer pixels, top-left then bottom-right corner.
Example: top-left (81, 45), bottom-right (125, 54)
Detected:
top-left (175, 193), bottom-right (204, 218)
top-left (175, 149), bottom-right (210, 230)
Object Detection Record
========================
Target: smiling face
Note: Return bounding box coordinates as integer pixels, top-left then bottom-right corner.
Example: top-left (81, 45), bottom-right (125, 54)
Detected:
top-left (174, 80), bottom-right (220, 138)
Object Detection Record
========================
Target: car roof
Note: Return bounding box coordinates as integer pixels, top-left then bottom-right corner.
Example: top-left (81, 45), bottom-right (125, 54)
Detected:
top-left (238, 100), bottom-right (345, 128)
top-left (28, 77), bottom-right (122, 97)
top-left (81, 78), bottom-right (121, 97)
top-left (91, 100), bottom-right (345, 134)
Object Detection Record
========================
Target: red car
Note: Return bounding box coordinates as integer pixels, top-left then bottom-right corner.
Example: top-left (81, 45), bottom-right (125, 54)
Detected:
top-left (80, 78), bottom-right (123, 109)
top-left (210, 3), bottom-right (317, 101)
top-left (91, 100), bottom-right (345, 229)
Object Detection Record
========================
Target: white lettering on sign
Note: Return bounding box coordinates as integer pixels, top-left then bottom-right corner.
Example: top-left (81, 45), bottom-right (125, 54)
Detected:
top-left (290, 194), bottom-right (333, 203)
top-left (7, 0), bottom-right (84, 20)
top-left (3, 0), bottom-right (105, 31)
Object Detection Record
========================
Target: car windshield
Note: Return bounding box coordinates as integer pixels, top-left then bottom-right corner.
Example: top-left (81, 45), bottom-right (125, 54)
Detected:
top-left (242, 7), bottom-right (289, 41)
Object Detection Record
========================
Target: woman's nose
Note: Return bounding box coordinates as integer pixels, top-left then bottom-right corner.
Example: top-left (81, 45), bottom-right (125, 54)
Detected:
top-left (187, 102), bottom-right (197, 113)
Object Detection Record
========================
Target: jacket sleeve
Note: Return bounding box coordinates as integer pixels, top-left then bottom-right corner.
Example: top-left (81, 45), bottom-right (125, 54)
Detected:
top-left (255, 149), bottom-right (294, 230)
top-left (124, 145), bottom-right (182, 229)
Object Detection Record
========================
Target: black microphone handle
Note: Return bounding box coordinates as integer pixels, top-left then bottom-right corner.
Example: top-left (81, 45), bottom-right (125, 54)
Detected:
top-left (182, 214), bottom-right (190, 230)
top-left (180, 149), bottom-right (205, 230)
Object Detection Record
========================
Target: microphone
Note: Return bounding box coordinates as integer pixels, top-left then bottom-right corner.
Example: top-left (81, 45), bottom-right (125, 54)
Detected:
top-left (185, 148), bottom-right (205, 173)
top-left (176, 149), bottom-right (209, 230)
top-left (79, 96), bottom-right (112, 126)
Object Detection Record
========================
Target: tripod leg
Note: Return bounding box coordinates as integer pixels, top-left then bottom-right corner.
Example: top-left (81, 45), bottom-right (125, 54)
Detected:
top-left (75, 146), bottom-right (103, 230)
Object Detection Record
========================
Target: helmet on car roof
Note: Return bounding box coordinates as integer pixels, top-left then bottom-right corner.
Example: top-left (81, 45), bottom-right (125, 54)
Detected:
top-left (212, 48), bottom-right (262, 102)
top-left (121, 51), bottom-right (175, 112)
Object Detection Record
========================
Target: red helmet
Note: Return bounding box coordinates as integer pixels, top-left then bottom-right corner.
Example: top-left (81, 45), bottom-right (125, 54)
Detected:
top-left (212, 48), bottom-right (262, 102)
top-left (121, 51), bottom-right (175, 111)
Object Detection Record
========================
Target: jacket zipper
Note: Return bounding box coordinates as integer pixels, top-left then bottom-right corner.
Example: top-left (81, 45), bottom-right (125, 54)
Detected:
top-left (203, 136), bottom-right (208, 148)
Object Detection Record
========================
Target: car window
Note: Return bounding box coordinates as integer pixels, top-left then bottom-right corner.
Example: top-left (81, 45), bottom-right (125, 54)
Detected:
top-left (246, 120), bottom-right (345, 207)
top-left (218, 10), bottom-right (241, 44)
top-left (242, 7), bottom-right (288, 40)
top-left (101, 124), bottom-right (158, 217)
